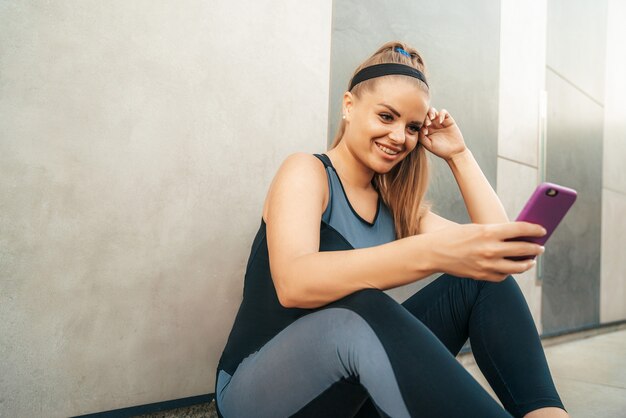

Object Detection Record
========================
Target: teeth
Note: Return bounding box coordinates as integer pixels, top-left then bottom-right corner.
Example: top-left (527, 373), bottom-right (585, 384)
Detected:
top-left (376, 143), bottom-right (399, 155)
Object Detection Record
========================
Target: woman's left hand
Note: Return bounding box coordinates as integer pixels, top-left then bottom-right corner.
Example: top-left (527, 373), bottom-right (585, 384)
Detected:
top-left (420, 107), bottom-right (468, 161)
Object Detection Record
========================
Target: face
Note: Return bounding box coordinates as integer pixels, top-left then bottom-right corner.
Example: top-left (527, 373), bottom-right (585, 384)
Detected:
top-left (342, 77), bottom-right (430, 172)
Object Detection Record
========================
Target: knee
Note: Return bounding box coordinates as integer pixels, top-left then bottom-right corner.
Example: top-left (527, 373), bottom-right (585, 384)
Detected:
top-left (484, 274), bottom-right (517, 288)
top-left (324, 288), bottom-right (413, 327)
top-left (499, 274), bottom-right (522, 293)
top-left (449, 273), bottom-right (517, 289)
top-left (343, 287), bottom-right (408, 314)
top-left (315, 308), bottom-right (379, 345)
top-left (344, 287), bottom-right (395, 305)
top-left (478, 274), bottom-right (524, 300)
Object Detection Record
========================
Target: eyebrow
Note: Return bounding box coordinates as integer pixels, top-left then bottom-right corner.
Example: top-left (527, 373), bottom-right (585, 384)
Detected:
top-left (377, 103), bottom-right (422, 126)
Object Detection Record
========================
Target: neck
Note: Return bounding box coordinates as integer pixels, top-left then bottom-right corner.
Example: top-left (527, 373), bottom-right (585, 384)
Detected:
top-left (326, 141), bottom-right (375, 190)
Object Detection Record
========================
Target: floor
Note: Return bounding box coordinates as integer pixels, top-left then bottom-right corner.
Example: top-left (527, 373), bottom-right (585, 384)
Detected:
top-left (135, 324), bottom-right (626, 418)
top-left (460, 325), bottom-right (626, 418)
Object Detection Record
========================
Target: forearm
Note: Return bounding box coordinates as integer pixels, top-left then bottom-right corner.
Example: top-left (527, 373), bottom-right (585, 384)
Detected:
top-left (447, 148), bottom-right (509, 224)
top-left (279, 234), bottom-right (437, 309)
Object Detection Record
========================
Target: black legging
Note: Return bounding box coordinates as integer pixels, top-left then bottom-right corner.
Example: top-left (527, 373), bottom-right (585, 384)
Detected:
top-left (215, 274), bottom-right (567, 417)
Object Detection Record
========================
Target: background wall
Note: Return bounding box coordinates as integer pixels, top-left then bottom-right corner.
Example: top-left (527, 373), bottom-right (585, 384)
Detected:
top-left (0, 0), bottom-right (332, 416)
top-left (1, 0), bottom-right (624, 417)
top-left (600, 0), bottom-right (626, 324)
top-left (496, 0), bottom-right (548, 332)
top-left (543, 0), bottom-right (606, 335)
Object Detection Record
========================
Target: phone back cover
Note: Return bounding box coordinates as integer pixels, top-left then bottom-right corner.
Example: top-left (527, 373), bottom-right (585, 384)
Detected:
top-left (516, 182), bottom-right (577, 245)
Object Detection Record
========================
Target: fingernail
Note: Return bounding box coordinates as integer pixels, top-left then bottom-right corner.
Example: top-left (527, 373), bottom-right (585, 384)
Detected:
top-left (540, 246), bottom-right (545, 253)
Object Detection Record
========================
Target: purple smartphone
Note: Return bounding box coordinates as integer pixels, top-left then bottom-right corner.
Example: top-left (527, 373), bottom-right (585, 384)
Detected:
top-left (504, 182), bottom-right (577, 261)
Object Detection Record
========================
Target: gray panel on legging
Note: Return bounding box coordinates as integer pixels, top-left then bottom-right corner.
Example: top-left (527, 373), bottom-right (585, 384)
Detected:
top-left (216, 308), bottom-right (410, 418)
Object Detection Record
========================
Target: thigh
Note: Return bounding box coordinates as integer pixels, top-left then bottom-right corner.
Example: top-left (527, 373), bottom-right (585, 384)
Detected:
top-left (219, 288), bottom-right (512, 418)
top-left (217, 308), bottom-right (379, 418)
top-left (400, 273), bottom-right (484, 356)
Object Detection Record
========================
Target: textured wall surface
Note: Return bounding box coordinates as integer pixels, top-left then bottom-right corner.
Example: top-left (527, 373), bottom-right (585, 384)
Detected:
top-left (496, 0), bottom-right (547, 334)
top-left (543, 0), bottom-right (607, 334)
top-left (600, 0), bottom-right (626, 324)
top-left (0, 1), bottom-right (332, 416)
top-left (543, 69), bottom-right (604, 333)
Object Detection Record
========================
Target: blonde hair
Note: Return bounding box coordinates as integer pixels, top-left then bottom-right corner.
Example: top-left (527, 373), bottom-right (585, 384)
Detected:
top-left (329, 41), bottom-right (433, 239)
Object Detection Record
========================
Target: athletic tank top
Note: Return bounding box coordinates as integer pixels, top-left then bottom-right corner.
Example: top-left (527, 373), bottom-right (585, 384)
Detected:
top-left (216, 153), bottom-right (396, 376)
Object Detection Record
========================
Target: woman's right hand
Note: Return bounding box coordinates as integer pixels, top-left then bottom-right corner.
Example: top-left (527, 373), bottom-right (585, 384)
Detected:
top-left (427, 222), bottom-right (547, 282)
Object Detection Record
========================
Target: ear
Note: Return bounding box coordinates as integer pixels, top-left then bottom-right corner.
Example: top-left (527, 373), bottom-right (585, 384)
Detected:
top-left (342, 91), bottom-right (354, 122)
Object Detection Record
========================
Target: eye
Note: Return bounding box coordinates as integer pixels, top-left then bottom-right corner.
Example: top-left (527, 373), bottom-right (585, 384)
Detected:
top-left (408, 124), bottom-right (421, 134)
top-left (379, 113), bottom-right (393, 121)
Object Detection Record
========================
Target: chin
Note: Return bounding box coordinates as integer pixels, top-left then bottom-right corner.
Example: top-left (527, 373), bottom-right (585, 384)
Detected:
top-left (373, 158), bottom-right (403, 174)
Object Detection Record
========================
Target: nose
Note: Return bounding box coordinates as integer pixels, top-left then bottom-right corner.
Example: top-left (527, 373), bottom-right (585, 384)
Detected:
top-left (388, 123), bottom-right (406, 144)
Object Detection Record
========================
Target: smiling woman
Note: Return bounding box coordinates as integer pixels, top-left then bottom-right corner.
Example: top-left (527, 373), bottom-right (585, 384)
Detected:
top-left (329, 43), bottom-right (434, 240)
top-left (214, 41), bottom-right (568, 418)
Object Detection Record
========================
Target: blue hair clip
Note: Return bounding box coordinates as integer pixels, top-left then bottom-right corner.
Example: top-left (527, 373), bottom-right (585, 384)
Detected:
top-left (395, 47), bottom-right (411, 58)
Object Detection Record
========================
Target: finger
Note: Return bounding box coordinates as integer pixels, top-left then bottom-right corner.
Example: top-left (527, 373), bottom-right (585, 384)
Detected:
top-left (500, 221), bottom-right (547, 240)
top-left (505, 241), bottom-right (545, 257)
top-left (421, 135), bottom-right (433, 149)
top-left (429, 107), bottom-right (437, 120)
top-left (442, 111), bottom-right (457, 128)
top-left (518, 221), bottom-right (548, 236)
top-left (494, 258), bottom-right (537, 276)
top-left (425, 107), bottom-right (433, 119)
top-left (439, 109), bottom-right (448, 124)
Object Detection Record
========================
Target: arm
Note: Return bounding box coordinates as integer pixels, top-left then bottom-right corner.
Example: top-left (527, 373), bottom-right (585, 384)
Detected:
top-left (266, 153), bottom-right (437, 309)
top-left (447, 148), bottom-right (510, 224)
top-left (420, 107), bottom-right (509, 224)
top-left (267, 153), bottom-right (543, 309)
top-left (418, 208), bottom-right (459, 233)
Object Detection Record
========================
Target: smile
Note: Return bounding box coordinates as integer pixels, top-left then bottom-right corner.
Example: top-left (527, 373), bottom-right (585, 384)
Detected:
top-left (375, 142), bottom-right (400, 156)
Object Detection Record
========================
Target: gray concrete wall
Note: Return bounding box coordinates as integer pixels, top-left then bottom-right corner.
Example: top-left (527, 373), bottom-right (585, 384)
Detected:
top-left (496, 0), bottom-right (547, 333)
top-left (543, 0), bottom-right (607, 334)
top-left (0, 1), bottom-right (332, 416)
top-left (497, 0), bottom-right (626, 335)
top-left (498, 0), bottom-right (626, 335)
top-left (600, 0), bottom-right (626, 324)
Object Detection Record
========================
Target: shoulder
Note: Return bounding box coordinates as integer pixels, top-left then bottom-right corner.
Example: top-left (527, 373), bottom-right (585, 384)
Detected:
top-left (281, 152), bottom-right (326, 171)
top-left (274, 152), bottom-right (328, 186)
top-left (264, 152), bottom-right (329, 220)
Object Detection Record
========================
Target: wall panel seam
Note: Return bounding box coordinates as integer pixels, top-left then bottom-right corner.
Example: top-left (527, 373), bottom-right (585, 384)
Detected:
top-left (546, 65), bottom-right (604, 108)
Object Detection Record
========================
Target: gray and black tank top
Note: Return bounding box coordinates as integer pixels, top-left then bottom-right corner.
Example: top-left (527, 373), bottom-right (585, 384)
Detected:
top-left (315, 153), bottom-right (396, 247)
top-left (216, 153), bottom-right (397, 376)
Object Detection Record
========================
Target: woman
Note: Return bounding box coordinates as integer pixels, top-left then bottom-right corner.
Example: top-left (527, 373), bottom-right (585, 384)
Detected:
top-left (214, 41), bottom-right (569, 418)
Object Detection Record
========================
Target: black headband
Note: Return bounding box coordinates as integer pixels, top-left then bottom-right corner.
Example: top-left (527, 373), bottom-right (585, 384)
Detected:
top-left (348, 63), bottom-right (429, 91)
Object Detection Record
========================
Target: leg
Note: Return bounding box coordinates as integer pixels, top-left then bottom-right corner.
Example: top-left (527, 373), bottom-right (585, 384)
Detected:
top-left (216, 308), bottom-right (374, 418)
top-left (401, 274), bottom-right (568, 418)
top-left (217, 288), bottom-right (514, 418)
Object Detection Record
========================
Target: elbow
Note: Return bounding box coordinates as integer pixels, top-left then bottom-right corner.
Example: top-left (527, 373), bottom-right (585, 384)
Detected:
top-left (273, 274), bottom-right (297, 308)
top-left (276, 279), bottom-right (311, 309)
top-left (276, 287), bottom-right (295, 308)
top-left (277, 284), bottom-right (322, 309)
top-left (272, 260), bottom-right (316, 309)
